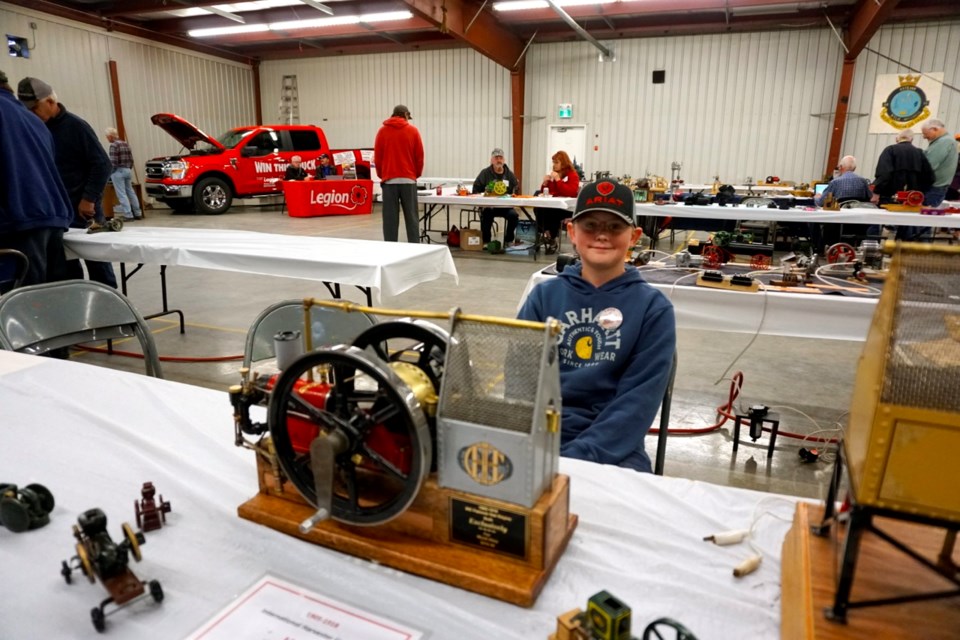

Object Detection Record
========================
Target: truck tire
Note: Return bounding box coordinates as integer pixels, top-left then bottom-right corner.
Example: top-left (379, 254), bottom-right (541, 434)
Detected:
top-left (194, 176), bottom-right (232, 215)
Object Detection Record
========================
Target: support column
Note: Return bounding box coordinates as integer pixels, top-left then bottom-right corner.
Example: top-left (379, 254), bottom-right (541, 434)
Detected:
top-left (825, 58), bottom-right (856, 179)
top-left (511, 62), bottom-right (525, 186)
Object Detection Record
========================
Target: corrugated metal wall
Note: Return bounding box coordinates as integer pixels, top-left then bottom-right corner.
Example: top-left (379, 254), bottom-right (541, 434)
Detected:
top-left (259, 49), bottom-right (512, 180)
top-left (7, 0), bottom-right (958, 194)
top-left (845, 19), bottom-right (960, 180)
top-left (1, 3), bottom-right (255, 186)
top-left (523, 29), bottom-right (846, 191)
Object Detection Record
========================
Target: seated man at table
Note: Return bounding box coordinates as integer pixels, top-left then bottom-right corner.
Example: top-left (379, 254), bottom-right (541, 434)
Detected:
top-left (472, 148), bottom-right (519, 246)
top-left (815, 155), bottom-right (872, 207)
top-left (814, 155), bottom-right (873, 250)
top-left (518, 179), bottom-right (676, 473)
top-left (316, 153), bottom-right (337, 179)
top-left (284, 155), bottom-right (308, 181)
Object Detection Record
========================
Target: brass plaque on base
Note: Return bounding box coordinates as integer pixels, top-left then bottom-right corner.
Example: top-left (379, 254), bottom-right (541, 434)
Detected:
top-left (238, 455), bottom-right (577, 607)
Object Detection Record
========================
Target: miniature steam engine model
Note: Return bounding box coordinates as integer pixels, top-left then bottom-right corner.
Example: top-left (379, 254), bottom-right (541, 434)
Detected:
top-left (61, 508), bottom-right (163, 633)
top-left (0, 482), bottom-right (54, 532)
top-left (230, 300), bottom-right (577, 606)
top-left (549, 590), bottom-right (699, 640)
top-left (135, 482), bottom-right (171, 532)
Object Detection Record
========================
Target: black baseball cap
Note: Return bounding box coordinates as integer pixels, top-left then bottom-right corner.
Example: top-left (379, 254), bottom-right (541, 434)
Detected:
top-left (391, 104), bottom-right (411, 118)
top-left (573, 179), bottom-right (635, 225)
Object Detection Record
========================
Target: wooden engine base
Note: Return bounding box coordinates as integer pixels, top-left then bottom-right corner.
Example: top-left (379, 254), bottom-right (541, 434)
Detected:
top-left (238, 455), bottom-right (578, 607)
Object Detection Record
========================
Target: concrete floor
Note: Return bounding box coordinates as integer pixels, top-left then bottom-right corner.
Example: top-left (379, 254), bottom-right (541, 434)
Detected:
top-left (75, 201), bottom-right (864, 500)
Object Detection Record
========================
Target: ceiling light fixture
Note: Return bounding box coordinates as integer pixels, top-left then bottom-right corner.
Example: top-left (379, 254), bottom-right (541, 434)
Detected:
top-left (494, 0), bottom-right (614, 11)
top-left (188, 23), bottom-right (270, 37)
top-left (189, 11), bottom-right (414, 37)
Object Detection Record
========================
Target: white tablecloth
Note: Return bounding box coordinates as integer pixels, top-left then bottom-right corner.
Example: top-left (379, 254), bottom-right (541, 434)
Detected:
top-left (419, 194), bottom-right (576, 211)
top-left (0, 351), bottom-right (798, 639)
top-left (636, 202), bottom-right (960, 227)
top-left (520, 269), bottom-right (876, 341)
top-left (63, 228), bottom-right (459, 304)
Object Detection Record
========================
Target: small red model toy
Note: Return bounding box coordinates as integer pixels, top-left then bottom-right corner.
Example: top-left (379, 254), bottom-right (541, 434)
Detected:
top-left (135, 482), bottom-right (171, 532)
top-left (61, 508), bottom-right (163, 633)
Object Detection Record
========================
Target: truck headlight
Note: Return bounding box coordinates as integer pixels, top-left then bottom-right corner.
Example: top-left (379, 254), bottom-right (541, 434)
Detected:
top-left (166, 161), bottom-right (187, 180)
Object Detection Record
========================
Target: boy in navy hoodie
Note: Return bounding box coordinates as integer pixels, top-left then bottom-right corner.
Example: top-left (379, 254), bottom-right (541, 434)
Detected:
top-left (518, 179), bottom-right (676, 472)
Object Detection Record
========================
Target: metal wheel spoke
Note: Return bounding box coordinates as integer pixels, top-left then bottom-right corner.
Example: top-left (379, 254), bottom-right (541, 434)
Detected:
top-left (360, 444), bottom-right (408, 481)
top-left (287, 390), bottom-right (348, 432)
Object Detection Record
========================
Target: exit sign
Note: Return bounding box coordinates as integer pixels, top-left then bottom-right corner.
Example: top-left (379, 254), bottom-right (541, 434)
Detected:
top-left (558, 103), bottom-right (573, 119)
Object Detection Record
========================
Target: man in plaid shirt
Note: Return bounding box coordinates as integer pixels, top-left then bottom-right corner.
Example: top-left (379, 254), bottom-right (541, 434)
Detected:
top-left (105, 127), bottom-right (142, 220)
top-left (815, 156), bottom-right (872, 206)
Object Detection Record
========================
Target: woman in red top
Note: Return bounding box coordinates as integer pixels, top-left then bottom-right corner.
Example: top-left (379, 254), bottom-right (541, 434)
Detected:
top-left (536, 150), bottom-right (580, 253)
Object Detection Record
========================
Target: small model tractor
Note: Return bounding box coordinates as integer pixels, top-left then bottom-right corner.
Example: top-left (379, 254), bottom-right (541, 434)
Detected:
top-left (61, 508), bottom-right (163, 633)
top-left (549, 590), bottom-right (699, 640)
top-left (0, 482), bottom-right (54, 532)
top-left (86, 218), bottom-right (124, 234)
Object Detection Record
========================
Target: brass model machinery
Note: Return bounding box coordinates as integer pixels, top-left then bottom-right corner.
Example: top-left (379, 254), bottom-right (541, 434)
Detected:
top-left (230, 300), bottom-right (577, 606)
top-left (814, 242), bottom-right (960, 622)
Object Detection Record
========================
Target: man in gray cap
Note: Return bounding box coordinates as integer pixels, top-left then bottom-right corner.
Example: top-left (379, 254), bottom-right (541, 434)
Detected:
top-left (374, 104), bottom-right (423, 242)
top-left (0, 69), bottom-right (72, 290)
top-left (471, 147), bottom-right (519, 247)
top-left (18, 76), bottom-right (117, 287)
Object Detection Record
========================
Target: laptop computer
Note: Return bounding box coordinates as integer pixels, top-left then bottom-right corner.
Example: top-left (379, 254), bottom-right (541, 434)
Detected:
top-left (814, 182), bottom-right (828, 197)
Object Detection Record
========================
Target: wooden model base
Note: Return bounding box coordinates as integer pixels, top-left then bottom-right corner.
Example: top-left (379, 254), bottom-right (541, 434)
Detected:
top-left (781, 502), bottom-right (960, 640)
top-left (239, 455), bottom-right (577, 607)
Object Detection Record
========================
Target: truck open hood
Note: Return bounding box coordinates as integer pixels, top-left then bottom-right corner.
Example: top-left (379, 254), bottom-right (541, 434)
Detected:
top-left (150, 113), bottom-right (224, 151)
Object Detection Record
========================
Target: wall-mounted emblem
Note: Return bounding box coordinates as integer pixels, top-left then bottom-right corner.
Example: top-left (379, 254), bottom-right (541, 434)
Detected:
top-left (880, 74), bottom-right (930, 129)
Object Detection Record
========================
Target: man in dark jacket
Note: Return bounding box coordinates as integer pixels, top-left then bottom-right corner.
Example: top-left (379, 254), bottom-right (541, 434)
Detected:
top-left (471, 148), bottom-right (520, 246)
top-left (18, 77), bottom-right (117, 288)
top-left (374, 105), bottom-right (423, 242)
top-left (872, 129), bottom-right (935, 204)
top-left (0, 70), bottom-right (72, 290)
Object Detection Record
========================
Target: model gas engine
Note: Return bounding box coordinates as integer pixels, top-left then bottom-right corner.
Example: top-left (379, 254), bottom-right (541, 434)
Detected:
top-left (229, 300), bottom-right (577, 606)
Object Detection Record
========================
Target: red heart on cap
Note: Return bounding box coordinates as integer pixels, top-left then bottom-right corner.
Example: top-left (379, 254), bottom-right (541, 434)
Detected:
top-left (596, 181), bottom-right (615, 196)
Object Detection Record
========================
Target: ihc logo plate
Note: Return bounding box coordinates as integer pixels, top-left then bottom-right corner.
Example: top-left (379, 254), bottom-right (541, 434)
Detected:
top-left (458, 442), bottom-right (513, 486)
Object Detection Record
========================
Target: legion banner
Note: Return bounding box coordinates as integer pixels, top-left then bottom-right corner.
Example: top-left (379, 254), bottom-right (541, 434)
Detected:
top-left (869, 72), bottom-right (943, 134)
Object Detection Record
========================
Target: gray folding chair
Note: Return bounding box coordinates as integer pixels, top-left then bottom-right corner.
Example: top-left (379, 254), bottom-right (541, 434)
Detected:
top-left (0, 280), bottom-right (163, 378)
top-left (242, 300), bottom-right (377, 369)
top-left (650, 350), bottom-right (678, 476)
top-left (0, 249), bottom-right (29, 293)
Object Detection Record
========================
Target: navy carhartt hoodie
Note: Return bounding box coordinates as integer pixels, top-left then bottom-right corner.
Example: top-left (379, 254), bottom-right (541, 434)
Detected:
top-left (518, 263), bottom-right (676, 472)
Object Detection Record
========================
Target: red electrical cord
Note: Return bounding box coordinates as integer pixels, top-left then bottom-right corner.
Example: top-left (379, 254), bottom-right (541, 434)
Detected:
top-left (74, 345), bottom-right (243, 363)
top-left (649, 371), bottom-right (743, 435)
top-left (650, 370), bottom-right (841, 444)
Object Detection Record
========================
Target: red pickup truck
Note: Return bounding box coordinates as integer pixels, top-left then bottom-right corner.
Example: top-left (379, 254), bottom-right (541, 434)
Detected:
top-left (145, 114), bottom-right (367, 215)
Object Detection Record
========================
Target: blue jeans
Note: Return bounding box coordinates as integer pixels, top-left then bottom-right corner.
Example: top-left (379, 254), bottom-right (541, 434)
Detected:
top-left (111, 167), bottom-right (141, 219)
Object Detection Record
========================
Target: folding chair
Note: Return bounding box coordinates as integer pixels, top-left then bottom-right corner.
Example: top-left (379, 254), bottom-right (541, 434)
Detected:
top-left (649, 350), bottom-right (678, 476)
top-left (243, 300), bottom-right (377, 369)
top-left (0, 249), bottom-right (29, 294)
top-left (0, 280), bottom-right (163, 377)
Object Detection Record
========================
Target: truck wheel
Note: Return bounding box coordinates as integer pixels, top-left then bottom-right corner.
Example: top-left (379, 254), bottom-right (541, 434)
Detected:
top-left (194, 177), bottom-right (232, 215)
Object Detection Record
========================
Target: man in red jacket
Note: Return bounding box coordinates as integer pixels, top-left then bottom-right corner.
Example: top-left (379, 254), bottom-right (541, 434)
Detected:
top-left (374, 105), bottom-right (424, 242)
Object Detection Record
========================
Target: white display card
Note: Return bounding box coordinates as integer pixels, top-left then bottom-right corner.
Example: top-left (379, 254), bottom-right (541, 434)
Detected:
top-left (186, 575), bottom-right (425, 640)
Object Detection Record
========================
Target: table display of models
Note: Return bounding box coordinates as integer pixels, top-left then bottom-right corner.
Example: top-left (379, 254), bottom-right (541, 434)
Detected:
top-left (229, 301), bottom-right (577, 606)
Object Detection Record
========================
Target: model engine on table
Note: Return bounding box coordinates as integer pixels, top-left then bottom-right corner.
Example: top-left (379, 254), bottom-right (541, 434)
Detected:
top-left (229, 300), bottom-right (577, 606)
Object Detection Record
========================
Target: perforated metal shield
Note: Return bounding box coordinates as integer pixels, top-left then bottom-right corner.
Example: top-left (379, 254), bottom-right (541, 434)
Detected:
top-left (438, 320), bottom-right (550, 433)
top-left (882, 250), bottom-right (960, 413)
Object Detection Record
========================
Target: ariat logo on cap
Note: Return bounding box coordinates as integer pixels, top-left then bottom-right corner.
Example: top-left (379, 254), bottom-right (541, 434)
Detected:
top-left (596, 181), bottom-right (615, 196)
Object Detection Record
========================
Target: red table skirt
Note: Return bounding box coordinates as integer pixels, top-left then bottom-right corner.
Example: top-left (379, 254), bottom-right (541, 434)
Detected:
top-left (282, 180), bottom-right (373, 217)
